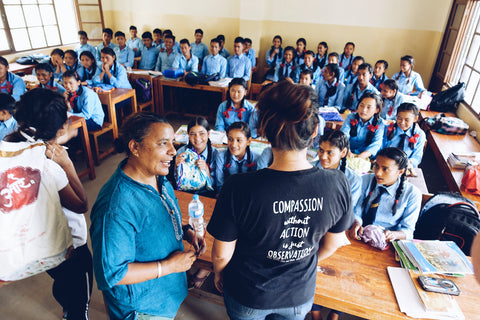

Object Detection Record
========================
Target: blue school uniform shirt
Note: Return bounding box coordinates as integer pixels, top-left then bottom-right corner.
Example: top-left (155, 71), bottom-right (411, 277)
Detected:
top-left (321, 65), bottom-right (345, 84)
top-left (117, 46), bottom-right (134, 68)
top-left (90, 161), bottom-right (187, 319)
top-left (202, 54), bottom-right (227, 78)
top-left (266, 47), bottom-right (283, 68)
top-left (191, 41), bottom-right (209, 62)
top-left (383, 124), bottom-right (426, 167)
top-left (380, 92), bottom-right (407, 121)
top-left (138, 46), bottom-right (160, 70)
top-left (172, 54), bottom-right (199, 72)
top-left (294, 64), bottom-right (321, 85)
top-left (245, 48), bottom-right (256, 67)
top-left (93, 61), bottom-right (132, 89)
top-left (340, 113), bottom-right (385, 157)
top-left (371, 73), bottom-right (388, 90)
top-left (77, 65), bottom-right (101, 87)
top-left (176, 144), bottom-right (219, 187)
top-left (160, 41), bottom-right (181, 54)
top-left (38, 80), bottom-right (66, 94)
top-left (339, 53), bottom-right (355, 71)
top-left (219, 47), bottom-right (230, 59)
top-left (0, 116), bottom-right (17, 141)
top-left (0, 72), bottom-right (26, 101)
top-left (75, 43), bottom-right (97, 58)
top-left (155, 51), bottom-right (179, 72)
top-left (65, 61), bottom-right (81, 73)
top-left (354, 173), bottom-right (422, 240)
top-left (342, 82), bottom-right (380, 111)
top-left (68, 85), bottom-right (104, 127)
top-left (127, 36), bottom-right (142, 57)
top-left (257, 146), bottom-right (272, 169)
top-left (294, 51), bottom-right (305, 66)
top-left (343, 69), bottom-right (357, 87)
top-left (96, 42), bottom-right (120, 61)
top-left (214, 148), bottom-right (259, 191)
top-left (215, 100), bottom-right (255, 132)
top-left (152, 40), bottom-right (163, 48)
top-left (226, 54), bottom-right (251, 81)
top-left (315, 54), bottom-right (327, 69)
top-left (316, 78), bottom-right (346, 109)
top-left (273, 61), bottom-right (296, 82)
top-left (392, 70), bottom-right (426, 96)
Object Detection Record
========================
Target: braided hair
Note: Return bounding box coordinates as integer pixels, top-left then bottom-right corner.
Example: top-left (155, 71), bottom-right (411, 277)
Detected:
top-left (319, 130), bottom-right (350, 172)
top-left (100, 47), bottom-right (118, 78)
top-left (226, 78), bottom-right (248, 107)
top-left (186, 116), bottom-right (213, 165)
top-left (350, 92), bottom-right (383, 145)
top-left (79, 51), bottom-right (98, 81)
top-left (398, 103), bottom-right (419, 149)
top-left (223, 121), bottom-right (255, 179)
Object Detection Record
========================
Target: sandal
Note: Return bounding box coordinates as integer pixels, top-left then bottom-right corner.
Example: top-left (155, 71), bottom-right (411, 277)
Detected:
top-left (187, 272), bottom-right (210, 290)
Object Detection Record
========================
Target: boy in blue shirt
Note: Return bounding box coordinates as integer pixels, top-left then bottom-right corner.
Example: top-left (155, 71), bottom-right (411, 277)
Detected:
top-left (295, 50), bottom-right (321, 85)
top-left (115, 31), bottom-right (134, 69)
top-left (127, 25), bottom-right (142, 57)
top-left (152, 28), bottom-right (163, 48)
top-left (343, 63), bottom-right (380, 112)
top-left (75, 31), bottom-right (96, 58)
top-left (155, 35), bottom-right (179, 71)
top-left (227, 37), bottom-right (251, 81)
top-left (96, 28), bottom-right (119, 61)
top-left (139, 32), bottom-right (160, 70)
top-left (160, 30), bottom-right (181, 53)
top-left (173, 39), bottom-right (199, 73)
top-left (243, 38), bottom-right (256, 70)
top-left (191, 28), bottom-right (209, 66)
top-left (202, 38), bottom-right (227, 79)
top-left (325, 52), bottom-right (345, 83)
top-left (0, 93), bottom-right (17, 140)
top-left (217, 35), bottom-right (230, 58)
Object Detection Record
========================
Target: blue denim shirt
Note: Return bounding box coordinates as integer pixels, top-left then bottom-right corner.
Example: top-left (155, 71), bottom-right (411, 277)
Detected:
top-left (191, 42), bottom-right (209, 62)
top-left (227, 54), bottom-right (251, 81)
top-left (340, 112), bottom-right (385, 157)
top-left (172, 54), bottom-right (199, 72)
top-left (138, 46), bottom-right (160, 70)
top-left (117, 46), bottom-right (135, 68)
top-left (127, 36), bottom-right (142, 57)
top-left (202, 54), bottom-right (227, 78)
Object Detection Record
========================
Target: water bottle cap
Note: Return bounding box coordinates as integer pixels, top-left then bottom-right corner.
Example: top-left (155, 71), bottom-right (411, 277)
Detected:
top-left (193, 194), bottom-right (199, 200)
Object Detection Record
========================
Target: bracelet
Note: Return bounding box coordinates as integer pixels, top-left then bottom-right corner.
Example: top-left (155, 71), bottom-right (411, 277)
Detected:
top-left (157, 261), bottom-right (162, 279)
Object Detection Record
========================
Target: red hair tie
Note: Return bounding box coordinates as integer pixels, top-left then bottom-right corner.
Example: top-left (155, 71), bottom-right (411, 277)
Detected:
top-left (350, 118), bottom-right (358, 126)
top-left (367, 124), bottom-right (379, 132)
top-left (408, 133), bottom-right (420, 144)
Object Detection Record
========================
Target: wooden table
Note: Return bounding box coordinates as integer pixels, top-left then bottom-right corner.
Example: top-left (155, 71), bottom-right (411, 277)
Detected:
top-left (69, 116), bottom-right (95, 180)
top-left (9, 62), bottom-right (35, 74)
top-left (174, 190), bottom-right (480, 320)
top-left (97, 88), bottom-right (137, 138)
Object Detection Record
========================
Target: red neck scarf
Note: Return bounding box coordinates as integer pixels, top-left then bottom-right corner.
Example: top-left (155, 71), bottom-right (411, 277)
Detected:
top-left (223, 104), bottom-right (246, 120)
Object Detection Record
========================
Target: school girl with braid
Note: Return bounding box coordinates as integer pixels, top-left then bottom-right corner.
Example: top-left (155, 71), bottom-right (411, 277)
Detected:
top-left (316, 63), bottom-right (346, 109)
top-left (349, 147), bottom-right (422, 241)
top-left (383, 103), bottom-right (426, 168)
top-left (340, 92), bottom-right (385, 159)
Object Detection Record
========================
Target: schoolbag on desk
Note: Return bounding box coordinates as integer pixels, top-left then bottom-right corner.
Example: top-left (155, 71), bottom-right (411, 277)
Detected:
top-left (134, 78), bottom-right (151, 103)
top-left (414, 192), bottom-right (480, 255)
top-left (185, 72), bottom-right (219, 86)
top-left (429, 82), bottom-right (465, 113)
top-left (423, 113), bottom-right (469, 135)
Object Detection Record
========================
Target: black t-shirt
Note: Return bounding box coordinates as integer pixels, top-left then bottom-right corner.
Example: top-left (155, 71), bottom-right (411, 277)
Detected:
top-left (207, 167), bottom-right (353, 309)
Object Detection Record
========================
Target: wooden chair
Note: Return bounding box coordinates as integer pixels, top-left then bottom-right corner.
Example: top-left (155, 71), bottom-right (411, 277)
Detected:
top-left (88, 101), bottom-right (116, 165)
top-left (128, 72), bottom-right (155, 112)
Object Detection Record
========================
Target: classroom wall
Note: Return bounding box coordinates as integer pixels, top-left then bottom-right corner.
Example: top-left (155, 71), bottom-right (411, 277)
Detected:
top-left (101, 0), bottom-right (453, 85)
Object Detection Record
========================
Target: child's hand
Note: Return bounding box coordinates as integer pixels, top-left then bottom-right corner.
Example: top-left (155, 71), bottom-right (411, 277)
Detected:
top-left (349, 221), bottom-right (363, 241)
top-left (133, 47), bottom-right (138, 52)
top-left (175, 153), bottom-right (186, 167)
top-left (197, 159), bottom-right (208, 172)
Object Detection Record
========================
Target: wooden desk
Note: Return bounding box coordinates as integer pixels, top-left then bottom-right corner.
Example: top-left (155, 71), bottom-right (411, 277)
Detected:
top-left (174, 190), bottom-right (480, 320)
top-left (9, 62), bottom-right (35, 75)
top-left (69, 116), bottom-right (95, 180)
top-left (97, 88), bottom-right (137, 137)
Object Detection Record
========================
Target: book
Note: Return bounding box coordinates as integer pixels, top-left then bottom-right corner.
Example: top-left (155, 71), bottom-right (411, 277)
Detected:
top-left (392, 241), bottom-right (418, 271)
top-left (447, 153), bottom-right (478, 169)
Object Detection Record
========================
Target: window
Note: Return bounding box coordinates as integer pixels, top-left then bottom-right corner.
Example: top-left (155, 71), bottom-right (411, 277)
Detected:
top-left (0, 0), bottom-right (79, 55)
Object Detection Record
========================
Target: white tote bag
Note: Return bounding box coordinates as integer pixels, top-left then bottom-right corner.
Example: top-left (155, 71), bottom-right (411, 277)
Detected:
top-left (0, 139), bottom-right (72, 281)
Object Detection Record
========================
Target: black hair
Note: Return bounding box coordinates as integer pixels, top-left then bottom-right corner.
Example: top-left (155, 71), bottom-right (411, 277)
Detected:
top-left (210, 38), bottom-right (220, 45)
top-left (269, 36), bottom-right (283, 67)
top-left (164, 34), bottom-right (175, 42)
top-left (305, 50), bottom-right (315, 57)
top-left (376, 59), bottom-right (389, 70)
top-left (79, 51), bottom-right (97, 79)
top-left (153, 28), bottom-right (162, 34)
top-left (358, 63), bottom-right (373, 74)
top-left (142, 31), bottom-right (153, 40)
top-left (382, 79), bottom-right (398, 91)
top-left (0, 93), bottom-right (15, 114)
top-left (273, 35), bottom-right (282, 43)
top-left (62, 70), bottom-right (81, 81)
top-left (163, 29), bottom-right (173, 36)
top-left (180, 38), bottom-right (190, 46)
top-left (234, 36), bottom-right (244, 44)
top-left (299, 69), bottom-right (313, 80)
top-left (78, 30), bottom-right (88, 38)
top-left (115, 112), bottom-right (169, 156)
top-left (387, 103), bottom-right (419, 150)
top-left (226, 78), bottom-right (248, 107)
top-left (129, 25), bottom-right (137, 31)
top-left (0, 56), bottom-right (8, 67)
top-left (100, 47), bottom-right (117, 76)
top-left (328, 52), bottom-right (339, 60)
top-left (345, 42), bottom-right (355, 49)
top-left (401, 55), bottom-right (414, 66)
top-left (114, 31), bottom-right (125, 38)
top-left (244, 38), bottom-right (252, 45)
top-left (296, 38), bottom-right (306, 46)
top-left (284, 46), bottom-right (295, 55)
top-left (325, 63), bottom-right (340, 80)
top-left (186, 116), bottom-right (213, 165)
top-left (318, 41), bottom-right (328, 53)
top-left (224, 121), bottom-right (255, 179)
top-left (35, 62), bottom-right (53, 74)
top-left (103, 28), bottom-right (113, 36)
top-left (64, 49), bottom-right (78, 68)
top-left (349, 92), bottom-right (382, 147)
top-left (319, 130), bottom-right (350, 172)
top-left (216, 34), bottom-right (225, 42)
top-left (353, 56), bottom-right (364, 64)
top-left (195, 28), bottom-right (203, 35)
top-left (50, 48), bottom-right (65, 59)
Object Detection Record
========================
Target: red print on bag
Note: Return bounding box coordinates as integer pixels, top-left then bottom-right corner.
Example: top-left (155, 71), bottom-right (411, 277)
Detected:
top-left (0, 167), bottom-right (41, 213)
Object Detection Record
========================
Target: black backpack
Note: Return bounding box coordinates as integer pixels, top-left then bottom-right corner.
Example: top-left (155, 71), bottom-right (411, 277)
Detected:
top-left (134, 78), bottom-right (151, 103)
top-left (428, 82), bottom-right (465, 113)
top-left (185, 72), bottom-right (219, 86)
top-left (414, 192), bottom-right (480, 255)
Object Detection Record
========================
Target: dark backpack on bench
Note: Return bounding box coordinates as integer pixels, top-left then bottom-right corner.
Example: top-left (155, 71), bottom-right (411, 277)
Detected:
top-left (414, 192), bottom-right (480, 255)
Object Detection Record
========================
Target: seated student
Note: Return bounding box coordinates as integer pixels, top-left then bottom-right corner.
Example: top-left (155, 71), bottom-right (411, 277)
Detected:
top-left (63, 70), bottom-right (104, 132)
top-left (316, 63), bottom-right (346, 109)
top-left (243, 38), bottom-right (256, 70)
top-left (202, 38), bottom-right (227, 79)
top-left (93, 47), bottom-right (132, 89)
top-left (324, 52), bottom-right (345, 82)
top-left (273, 46), bottom-right (296, 82)
top-left (61, 50), bottom-right (81, 74)
top-left (341, 92), bottom-right (385, 159)
top-left (226, 37), bottom-right (251, 81)
top-left (350, 147), bottom-right (422, 241)
top-left (96, 28), bottom-right (119, 61)
top-left (343, 56), bottom-right (364, 86)
top-left (392, 55), bottom-right (427, 97)
top-left (172, 39), bottom-right (199, 73)
top-left (315, 41), bottom-right (328, 69)
top-left (127, 25), bottom-right (142, 57)
top-left (215, 78), bottom-right (255, 132)
top-left (383, 103), bottom-right (426, 168)
top-left (155, 34), bottom-right (179, 72)
top-left (371, 60), bottom-right (389, 90)
top-left (217, 34), bottom-right (230, 58)
top-left (294, 38), bottom-right (306, 66)
top-left (77, 51), bottom-right (101, 87)
top-left (75, 30), bottom-right (97, 58)
top-left (191, 28), bottom-right (209, 66)
top-left (339, 42), bottom-right (355, 71)
top-left (35, 63), bottom-right (66, 94)
top-left (0, 93), bottom-right (17, 140)
top-left (160, 29), bottom-right (181, 53)
top-left (49, 48), bottom-right (66, 81)
top-left (265, 35), bottom-right (283, 80)
top-left (298, 69), bottom-right (314, 86)
top-left (115, 31), bottom-right (134, 69)
top-left (0, 56), bottom-right (26, 101)
top-left (138, 31), bottom-right (160, 71)
top-left (379, 79), bottom-right (407, 120)
top-left (295, 50), bottom-right (321, 85)
top-left (152, 28), bottom-right (163, 48)
top-left (342, 63), bottom-right (379, 111)
top-left (214, 121), bottom-right (259, 191)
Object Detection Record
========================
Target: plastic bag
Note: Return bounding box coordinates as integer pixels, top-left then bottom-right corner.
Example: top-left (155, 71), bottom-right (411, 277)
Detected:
top-left (176, 148), bottom-right (213, 191)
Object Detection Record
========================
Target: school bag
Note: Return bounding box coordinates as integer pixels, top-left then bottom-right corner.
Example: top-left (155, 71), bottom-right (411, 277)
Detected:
top-left (429, 82), bottom-right (465, 113)
top-left (414, 192), bottom-right (480, 255)
top-left (423, 113), bottom-right (469, 135)
top-left (0, 138), bottom-right (72, 281)
top-left (134, 78), bottom-right (151, 103)
top-left (185, 72), bottom-right (220, 86)
top-left (176, 148), bottom-right (213, 192)
top-left (163, 68), bottom-right (184, 78)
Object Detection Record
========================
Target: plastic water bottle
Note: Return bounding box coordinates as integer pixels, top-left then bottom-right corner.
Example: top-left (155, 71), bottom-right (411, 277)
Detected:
top-left (188, 194), bottom-right (204, 239)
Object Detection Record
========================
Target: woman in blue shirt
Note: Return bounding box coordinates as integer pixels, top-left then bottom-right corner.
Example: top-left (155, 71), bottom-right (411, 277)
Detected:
top-left (90, 113), bottom-right (206, 320)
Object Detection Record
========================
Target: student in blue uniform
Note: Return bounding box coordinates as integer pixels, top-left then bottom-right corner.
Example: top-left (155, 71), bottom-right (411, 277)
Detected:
top-left (315, 41), bottom-right (328, 69)
top-left (96, 28), bottom-right (119, 61)
top-left (295, 50), bottom-right (321, 85)
top-left (392, 55), bottom-right (427, 97)
top-left (215, 78), bottom-right (255, 132)
top-left (93, 47), bottom-right (132, 89)
top-left (294, 38), bottom-right (306, 66)
top-left (202, 38), bottom-right (227, 79)
top-left (155, 34), bottom-right (179, 72)
top-left (0, 93), bottom-right (17, 140)
top-left (160, 29), bottom-right (181, 53)
top-left (77, 51), bottom-right (101, 87)
top-left (343, 63), bottom-right (379, 111)
top-left (227, 37), bottom-right (251, 81)
top-left (273, 46), bottom-right (296, 82)
top-left (316, 63), bottom-right (345, 109)
top-left (0, 56), bottom-right (26, 101)
top-left (35, 63), bottom-right (65, 94)
top-left (243, 38), bottom-right (256, 69)
top-left (191, 29), bottom-right (209, 66)
top-left (115, 31), bottom-right (134, 69)
top-left (138, 31), bottom-right (160, 71)
top-left (75, 30), bottom-right (97, 58)
top-left (298, 69), bottom-right (314, 87)
top-left (343, 56), bottom-right (364, 86)
top-left (265, 35), bottom-right (283, 80)
top-left (371, 60), bottom-right (389, 90)
top-left (383, 103), bottom-right (426, 168)
top-left (324, 52), bottom-right (344, 83)
top-left (350, 147), bottom-right (422, 241)
top-left (127, 25), bottom-right (142, 57)
top-left (173, 39), bottom-right (199, 73)
top-left (214, 121), bottom-right (259, 191)
top-left (217, 34), bottom-right (230, 58)
top-left (152, 28), bottom-right (163, 48)
top-left (341, 92), bottom-right (385, 159)
top-left (60, 50), bottom-right (81, 75)
top-left (49, 48), bottom-right (65, 81)
top-left (379, 79), bottom-right (407, 120)
top-left (339, 42), bottom-right (355, 71)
